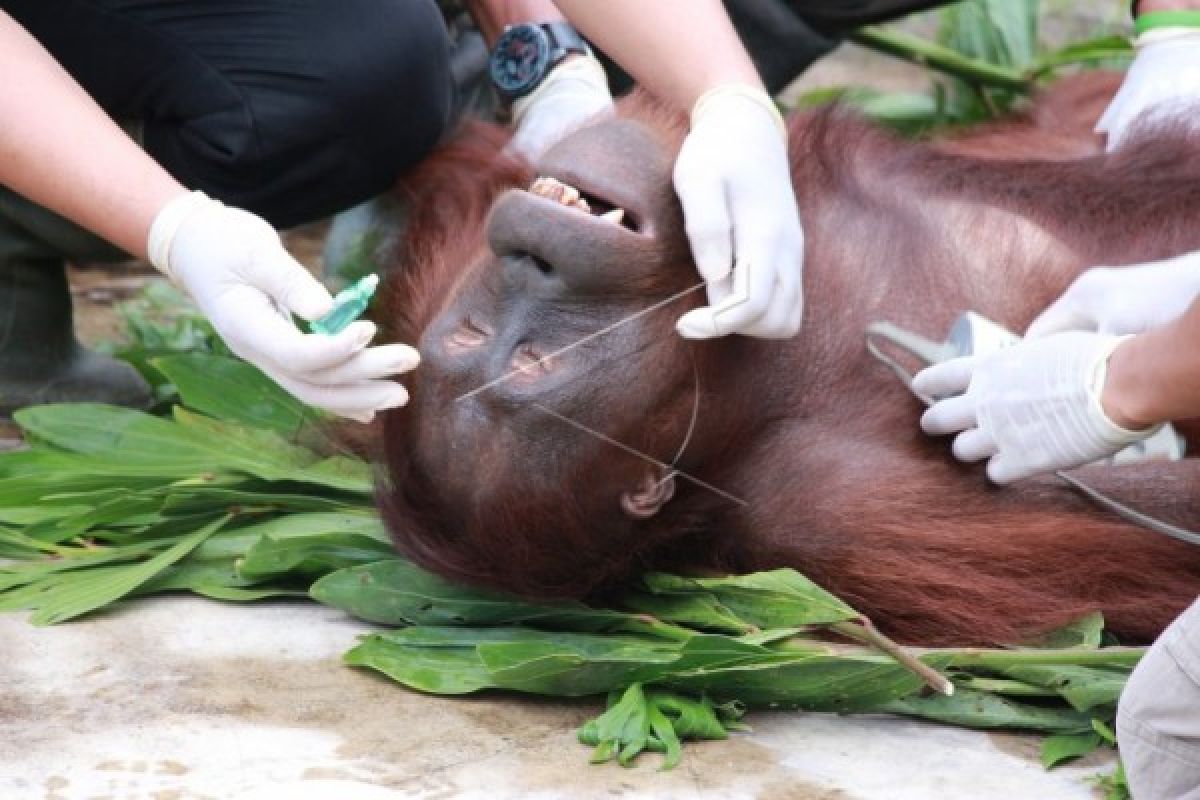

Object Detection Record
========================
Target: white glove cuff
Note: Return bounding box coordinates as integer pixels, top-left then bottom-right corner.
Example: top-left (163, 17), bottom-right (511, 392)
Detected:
top-left (1086, 335), bottom-right (1160, 443)
top-left (511, 53), bottom-right (610, 128)
top-left (1134, 28), bottom-right (1200, 48)
top-left (690, 84), bottom-right (786, 141)
top-left (147, 190), bottom-right (221, 280)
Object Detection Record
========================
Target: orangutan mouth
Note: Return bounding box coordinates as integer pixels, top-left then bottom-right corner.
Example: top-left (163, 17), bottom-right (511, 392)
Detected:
top-left (529, 176), bottom-right (627, 227)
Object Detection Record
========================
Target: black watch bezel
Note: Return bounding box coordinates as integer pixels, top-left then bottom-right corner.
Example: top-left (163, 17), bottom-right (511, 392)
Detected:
top-left (489, 21), bottom-right (589, 102)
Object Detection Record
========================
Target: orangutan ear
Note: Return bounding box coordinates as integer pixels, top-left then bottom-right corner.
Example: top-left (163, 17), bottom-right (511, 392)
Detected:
top-left (620, 469), bottom-right (676, 519)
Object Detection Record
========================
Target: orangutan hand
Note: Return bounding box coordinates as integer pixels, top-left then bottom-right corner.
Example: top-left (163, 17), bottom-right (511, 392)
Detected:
top-left (914, 332), bottom-right (1157, 484)
top-left (509, 54), bottom-right (614, 160)
top-left (148, 191), bottom-right (418, 423)
top-left (673, 85), bottom-right (805, 340)
top-left (1098, 27), bottom-right (1200, 151)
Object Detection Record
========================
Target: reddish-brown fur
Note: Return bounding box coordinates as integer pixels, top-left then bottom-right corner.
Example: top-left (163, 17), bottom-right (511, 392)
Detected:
top-left (378, 73), bottom-right (1200, 646)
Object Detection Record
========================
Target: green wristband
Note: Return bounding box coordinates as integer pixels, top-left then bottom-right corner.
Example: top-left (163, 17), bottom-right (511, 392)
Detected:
top-left (1135, 10), bottom-right (1200, 36)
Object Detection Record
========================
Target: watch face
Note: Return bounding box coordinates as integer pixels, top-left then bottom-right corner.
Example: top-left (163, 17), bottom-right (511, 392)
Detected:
top-left (491, 24), bottom-right (551, 97)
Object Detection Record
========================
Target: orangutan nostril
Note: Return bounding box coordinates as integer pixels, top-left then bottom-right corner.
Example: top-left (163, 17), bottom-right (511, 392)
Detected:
top-left (510, 342), bottom-right (553, 376)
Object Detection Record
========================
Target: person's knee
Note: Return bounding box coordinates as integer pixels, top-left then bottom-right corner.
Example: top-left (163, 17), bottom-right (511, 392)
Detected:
top-left (1117, 600), bottom-right (1200, 800)
top-left (146, 0), bottom-right (454, 227)
top-left (323, 0), bottom-right (454, 179)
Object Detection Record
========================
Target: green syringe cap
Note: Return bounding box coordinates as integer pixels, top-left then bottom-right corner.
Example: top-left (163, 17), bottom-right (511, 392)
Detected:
top-left (310, 273), bottom-right (380, 335)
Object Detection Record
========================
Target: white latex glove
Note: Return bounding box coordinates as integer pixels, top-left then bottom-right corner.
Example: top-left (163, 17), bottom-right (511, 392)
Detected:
top-left (1097, 28), bottom-right (1200, 152)
top-left (1026, 251), bottom-right (1200, 338)
top-left (673, 85), bottom-right (805, 340)
top-left (913, 332), bottom-right (1155, 484)
top-left (509, 54), bottom-right (614, 160)
top-left (147, 191), bottom-right (418, 423)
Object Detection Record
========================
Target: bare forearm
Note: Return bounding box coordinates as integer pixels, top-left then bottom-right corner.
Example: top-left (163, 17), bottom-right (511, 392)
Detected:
top-left (0, 12), bottom-right (184, 258)
top-left (465, 0), bottom-right (563, 45)
top-left (1141, 0), bottom-right (1200, 11)
top-left (552, 0), bottom-right (762, 111)
top-left (1103, 296), bottom-right (1200, 428)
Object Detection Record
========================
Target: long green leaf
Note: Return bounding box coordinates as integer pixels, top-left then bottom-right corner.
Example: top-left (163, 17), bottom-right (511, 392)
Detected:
top-left (642, 570), bottom-right (859, 628)
top-left (23, 515), bottom-right (229, 625)
top-left (311, 560), bottom-right (643, 631)
top-left (153, 353), bottom-right (319, 436)
top-left (883, 687), bottom-right (1095, 733)
top-left (1041, 730), bottom-right (1106, 769)
top-left (238, 533), bottom-right (396, 579)
top-left (14, 404), bottom-right (311, 479)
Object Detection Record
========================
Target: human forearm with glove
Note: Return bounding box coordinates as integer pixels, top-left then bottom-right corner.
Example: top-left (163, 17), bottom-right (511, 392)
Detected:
top-left (0, 11), bottom-right (417, 423)
top-left (1099, 0), bottom-right (1200, 150)
top-left (913, 255), bottom-right (1200, 484)
top-left (466, 0), bottom-right (614, 160)
top-left (913, 0), bottom-right (1200, 483)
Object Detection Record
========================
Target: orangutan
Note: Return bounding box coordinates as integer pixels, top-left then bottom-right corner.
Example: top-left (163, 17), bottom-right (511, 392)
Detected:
top-left (377, 73), bottom-right (1200, 646)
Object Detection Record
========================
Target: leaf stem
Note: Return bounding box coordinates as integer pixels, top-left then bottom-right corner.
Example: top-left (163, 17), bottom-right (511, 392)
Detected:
top-left (831, 618), bottom-right (955, 696)
top-left (622, 615), bottom-right (697, 643)
top-left (851, 26), bottom-right (1030, 92)
top-left (937, 647), bottom-right (1145, 670)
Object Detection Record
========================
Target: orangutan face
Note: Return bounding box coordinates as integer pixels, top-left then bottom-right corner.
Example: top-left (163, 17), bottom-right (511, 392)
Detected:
top-left (382, 116), bottom-right (709, 597)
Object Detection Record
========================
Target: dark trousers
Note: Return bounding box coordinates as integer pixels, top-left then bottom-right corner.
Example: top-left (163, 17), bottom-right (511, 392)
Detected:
top-left (737, 0), bottom-right (957, 91)
top-left (2, 0), bottom-right (456, 228)
top-left (600, 0), bottom-right (958, 97)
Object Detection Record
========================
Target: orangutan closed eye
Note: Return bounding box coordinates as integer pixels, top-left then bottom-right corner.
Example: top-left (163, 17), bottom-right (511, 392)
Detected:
top-left (379, 74), bottom-right (1200, 647)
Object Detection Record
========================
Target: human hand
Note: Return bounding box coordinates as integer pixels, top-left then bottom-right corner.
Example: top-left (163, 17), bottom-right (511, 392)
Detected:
top-left (1097, 27), bottom-right (1200, 152)
top-left (147, 192), bottom-right (418, 423)
top-left (1026, 251), bottom-right (1200, 338)
top-left (913, 332), bottom-right (1156, 484)
top-left (509, 54), bottom-right (613, 160)
top-left (673, 85), bottom-right (805, 340)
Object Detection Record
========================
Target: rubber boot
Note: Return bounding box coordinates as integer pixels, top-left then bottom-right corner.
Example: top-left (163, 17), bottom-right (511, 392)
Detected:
top-left (0, 192), bottom-right (151, 417)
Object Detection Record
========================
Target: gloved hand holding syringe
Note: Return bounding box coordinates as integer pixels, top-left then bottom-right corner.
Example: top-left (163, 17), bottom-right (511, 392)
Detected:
top-left (148, 191), bottom-right (415, 423)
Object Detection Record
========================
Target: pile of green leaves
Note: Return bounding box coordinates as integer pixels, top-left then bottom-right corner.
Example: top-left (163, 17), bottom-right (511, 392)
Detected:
top-left (315, 560), bottom-right (1141, 774)
top-left (0, 349), bottom-right (1140, 787)
top-left (0, 352), bottom-right (384, 619)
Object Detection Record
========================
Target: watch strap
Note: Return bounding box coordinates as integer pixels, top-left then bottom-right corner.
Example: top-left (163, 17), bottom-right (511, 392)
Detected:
top-left (540, 20), bottom-right (590, 62)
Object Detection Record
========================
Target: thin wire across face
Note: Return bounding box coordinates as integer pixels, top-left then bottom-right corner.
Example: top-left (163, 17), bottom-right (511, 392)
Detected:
top-left (455, 282), bottom-right (707, 402)
top-left (455, 281), bottom-right (745, 507)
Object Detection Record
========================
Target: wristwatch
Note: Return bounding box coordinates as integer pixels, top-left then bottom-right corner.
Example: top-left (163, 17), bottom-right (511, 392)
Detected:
top-left (489, 21), bottom-right (590, 102)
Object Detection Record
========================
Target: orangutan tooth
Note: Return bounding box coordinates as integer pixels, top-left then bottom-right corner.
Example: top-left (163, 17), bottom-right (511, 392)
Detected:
top-left (530, 177), bottom-right (555, 197)
top-left (600, 208), bottom-right (625, 225)
top-left (559, 184), bottom-right (581, 206)
top-left (528, 176), bottom-right (594, 213)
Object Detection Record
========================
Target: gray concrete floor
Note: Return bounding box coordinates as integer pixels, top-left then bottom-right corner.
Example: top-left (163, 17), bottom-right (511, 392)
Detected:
top-left (0, 597), bottom-right (1116, 800)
